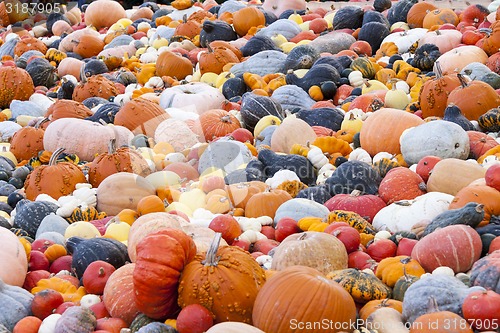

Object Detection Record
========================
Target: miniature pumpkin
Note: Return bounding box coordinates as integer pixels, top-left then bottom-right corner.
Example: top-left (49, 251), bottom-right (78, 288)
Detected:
top-left (244, 189), bottom-right (292, 219)
top-left (0, 65), bottom-right (34, 108)
top-left (88, 139), bottom-right (151, 187)
top-left (24, 148), bottom-right (87, 201)
top-left (134, 228), bottom-right (196, 319)
top-left (178, 233), bottom-right (266, 324)
top-left (252, 265), bottom-right (356, 333)
top-left (359, 299), bottom-right (403, 322)
top-left (327, 268), bottom-right (392, 303)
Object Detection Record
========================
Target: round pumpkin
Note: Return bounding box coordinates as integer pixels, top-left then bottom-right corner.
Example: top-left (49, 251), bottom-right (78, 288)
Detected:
top-left (252, 265), bottom-right (357, 333)
top-left (360, 108), bottom-right (424, 156)
top-left (427, 158), bottom-right (486, 195)
top-left (244, 189), bottom-right (292, 219)
top-left (193, 109), bottom-right (241, 142)
top-left (83, 0), bottom-right (127, 29)
top-left (232, 6), bottom-right (266, 37)
top-left (406, 2), bottom-right (438, 28)
top-left (45, 99), bottom-right (93, 121)
top-left (422, 8), bottom-right (459, 29)
top-left (0, 227), bottom-right (28, 287)
top-left (9, 123), bottom-right (45, 161)
top-left (0, 66), bottom-right (34, 108)
top-left (434, 46), bottom-right (488, 76)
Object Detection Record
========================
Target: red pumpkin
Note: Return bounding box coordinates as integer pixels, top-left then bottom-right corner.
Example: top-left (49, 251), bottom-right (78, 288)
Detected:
top-left (28, 251), bottom-right (50, 271)
top-left (82, 260), bottom-right (116, 295)
top-left (176, 304), bottom-right (214, 333)
top-left (366, 239), bottom-right (397, 262)
top-left (411, 225), bottom-right (482, 273)
top-left (348, 251), bottom-right (377, 270)
top-left (324, 190), bottom-right (386, 222)
top-left (12, 316), bottom-right (42, 333)
top-left (489, 237), bottom-right (500, 253)
top-left (462, 290), bottom-right (500, 331)
top-left (194, 109), bottom-right (241, 142)
top-left (485, 164), bottom-right (500, 191)
top-left (275, 217), bottom-right (301, 242)
top-left (415, 156), bottom-right (441, 182)
top-left (459, 4), bottom-right (490, 27)
top-left (31, 289), bottom-right (65, 320)
top-left (208, 214), bottom-right (241, 245)
top-left (133, 228), bottom-right (196, 319)
top-left (467, 131), bottom-right (499, 159)
top-left (89, 302), bottom-right (111, 319)
top-left (327, 226), bottom-right (361, 253)
top-left (378, 167), bottom-right (427, 204)
top-left (95, 317), bottom-right (128, 333)
top-left (23, 270), bottom-right (51, 291)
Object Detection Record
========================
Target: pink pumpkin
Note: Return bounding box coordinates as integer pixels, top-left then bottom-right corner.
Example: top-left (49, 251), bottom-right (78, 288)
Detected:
top-left (411, 225), bottom-right (482, 273)
top-left (0, 228), bottom-right (28, 287)
top-left (261, 0), bottom-right (307, 17)
top-left (378, 167), bottom-right (427, 204)
top-left (324, 190), bottom-right (386, 222)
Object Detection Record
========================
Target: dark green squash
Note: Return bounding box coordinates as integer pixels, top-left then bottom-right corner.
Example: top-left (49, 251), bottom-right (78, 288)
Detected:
top-left (313, 56), bottom-right (347, 73)
top-left (389, 231), bottom-right (418, 245)
top-left (353, 132), bottom-right (361, 149)
top-left (392, 273), bottom-right (419, 301)
top-left (83, 59), bottom-right (109, 77)
top-left (130, 313), bottom-right (156, 333)
top-left (26, 58), bottom-right (58, 88)
top-left (56, 77), bottom-right (76, 100)
top-left (82, 97), bottom-right (110, 109)
top-left (374, 0), bottom-right (392, 13)
top-left (243, 159), bottom-right (267, 183)
top-left (295, 107), bottom-right (344, 132)
top-left (479, 72), bottom-right (500, 89)
top-left (469, 250), bottom-right (500, 293)
top-left (481, 233), bottom-right (497, 257)
top-left (85, 103), bottom-right (121, 124)
top-left (258, 149), bottom-right (316, 186)
top-left (240, 92), bottom-right (285, 131)
top-left (327, 268), bottom-right (392, 303)
top-left (199, 19), bottom-right (238, 48)
top-left (358, 22), bottom-right (390, 53)
top-left (478, 107), bottom-right (500, 132)
top-left (443, 104), bottom-right (475, 131)
top-left (421, 202), bottom-right (485, 237)
top-left (0, 216), bottom-right (10, 229)
top-left (136, 322), bottom-right (178, 333)
top-left (411, 44), bottom-right (441, 71)
top-left (12, 200), bottom-right (59, 238)
top-left (222, 76), bottom-right (248, 100)
top-left (387, 0), bottom-right (418, 24)
top-left (115, 70), bottom-right (138, 86)
top-left (296, 186), bottom-right (332, 204)
top-left (15, 50), bottom-right (44, 69)
top-left (286, 64), bottom-right (341, 92)
top-left (362, 10), bottom-right (390, 27)
top-left (333, 6), bottom-right (365, 30)
top-left (350, 57), bottom-right (377, 79)
top-left (67, 236), bottom-right (130, 278)
top-left (240, 35), bottom-right (281, 57)
top-left (372, 158), bottom-right (400, 178)
top-left (325, 160), bottom-right (381, 195)
top-left (284, 44), bottom-right (320, 71)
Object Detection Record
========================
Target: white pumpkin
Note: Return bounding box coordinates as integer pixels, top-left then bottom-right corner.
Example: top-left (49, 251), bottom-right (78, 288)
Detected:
top-left (273, 198), bottom-right (330, 226)
top-left (381, 28), bottom-right (428, 53)
top-left (400, 120), bottom-right (470, 165)
top-left (159, 82), bottom-right (226, 115)
top-left (154, 119), bottom-right (201, 152)
top-left (372, 192), bottom-right (454, 233)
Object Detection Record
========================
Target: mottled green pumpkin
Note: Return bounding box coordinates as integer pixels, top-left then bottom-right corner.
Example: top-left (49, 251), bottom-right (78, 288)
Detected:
top-left (392, 274), bottom-right (419, 301)
top-left (66, 206), bottom-right (107, 223)
top-left (478, 108), bottom-right (500, 132)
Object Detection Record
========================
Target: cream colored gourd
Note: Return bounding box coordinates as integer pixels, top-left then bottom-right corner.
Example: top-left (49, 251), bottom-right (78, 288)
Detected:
top-left (385, 85), bottom-right (410, 109)
top-left (366, 308), bottom-right (409, 333)
top-left (0, 228), bottom-right (28, 287)
top-left (271, 116), bottom-right (317, 153)
top-left (427, 159), bottom-right (486, 195)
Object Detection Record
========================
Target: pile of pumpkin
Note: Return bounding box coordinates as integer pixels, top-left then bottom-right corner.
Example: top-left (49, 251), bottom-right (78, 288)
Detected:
top-left (1, 0), bottom-right (500, 331)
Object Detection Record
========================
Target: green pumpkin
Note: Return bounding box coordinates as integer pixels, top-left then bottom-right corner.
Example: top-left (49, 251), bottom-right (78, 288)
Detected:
top-left (130, 313), bottom-right (156, 333)
top-left (350, 57), bottom-right (377, 79)
top-left (327, 268), bottom-right (392, 303)
top-left (411, 44), bottom-right (441, 71)
top-left (392, 274), bottom-right (419, 301)
top-left (373, 158), bottom-right (400, 178)
top-left (478, 107), bottom-right (500, 132)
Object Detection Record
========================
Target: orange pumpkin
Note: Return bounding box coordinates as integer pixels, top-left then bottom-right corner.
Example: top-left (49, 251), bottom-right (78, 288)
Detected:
top-left (232, 6), bottom-right (266, 37)
top-left (174, 16), bottom-right (201, 39)
top-left (198, 45), bottom-right (240, 75)
top-left (406, 2), bottom-right (438, 28)
top-left (73, 34), bottom-right (105, 59)
top-left (45, 99), bottom-right (93, 120)
top-left (467, 131), bottom-right (499, 159)
top-left (244, 189), bottom-right (292, 219)
top-left (481, 20), bottom-right (500, 56)
top-left (114, 98), bottom-right (170, 136)
top-left (14, 35), bottom-right (47, 57)
top-left (83, 0), bottom-right (127, 29)
top-left (449, 185), bottom-right (500, 227)
top-left (72, 74), bottom-right (118, 102)
top-left (422, 8), bottom-right (459, 29)
top-left (225, 181), bottom-right (267, 209)
top-left (137, 195), bottom-right (166, 216)
top-left (9, 121), bottom-right (46, 161)
top-left (103, 263), bottom-right (140, 325)
top-left (194, 108), bottom-right (241, 141)
top-left (420, 63), bottom-right (461, 118)
top-left (410, 309), bottom-right (473, 332)
top-left (0, 66), bottom-right (34, 108)
top-left (252, 265), bottom-right (357, 333)
top-left (156, 50), bottom-right (193, 80)
top-left (359, 299), bottom-right (403, 321)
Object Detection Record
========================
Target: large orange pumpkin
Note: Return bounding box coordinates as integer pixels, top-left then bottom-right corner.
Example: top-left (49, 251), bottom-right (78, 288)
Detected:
top-left (467, 131), bottom-right (499, 159)
top-left (45, 99), bottom-right (93, 120)
top-left (359, 108), bottom-right (424, 156)
top-left (407, 2), bottom-right (438, 28)
top-left (244, 189), bottom-right (292, 219)
top-left (156, 50), bottom-right (193, 80)
top-left (198, 45), bottom-right (240, 75)
top-left (114, 98), bottom-right (170, 136)
top-left (178, 233), bottom-right (266, 324)
top-left (193, 109), bottom-right (241, 142)
top-left (133, 228), bottom-right (196, 319)
top-left (232, 6), bottom-right (266, 37)
top-left (481, 20), bottom-right (500, 56)
top-left (252, 265), bottom-right (357, 333)
top-left (0, 66), bottom-right (34, 108)
top-left (422, 8), bottom-right (459, 29)
top-left (83, 0), bottom-right (127, 29)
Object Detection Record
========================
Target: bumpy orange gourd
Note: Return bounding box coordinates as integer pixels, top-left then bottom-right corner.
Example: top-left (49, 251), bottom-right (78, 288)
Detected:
top-left (0, 66), bottom-right (34, 108)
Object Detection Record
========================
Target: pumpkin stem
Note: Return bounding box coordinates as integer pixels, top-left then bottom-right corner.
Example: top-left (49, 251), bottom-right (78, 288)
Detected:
top-left (182, 14), bottom-right (188, 24)
top-left (108, 139), bottom-right (117, 154)
top-left (220, 115), bottom-right (232, 123)
top-left (428, 296), bottom-right (441, 313)
top-left (98, 267), bottom-right (105, 277)
top-left (350, 189), bottom-right (362, 197)
top-left (79, 63), bottom-right (87, 83)
top-left (434, 61), bottom-right (443, 79)
top-left (202, 232), bottom-right (222, 266)
top-left (34, 117), bottom-right (50, 129)
top-left (49, 148), bottom-right (66, 166)
top-left (457, 73), bottom-right (469, 88)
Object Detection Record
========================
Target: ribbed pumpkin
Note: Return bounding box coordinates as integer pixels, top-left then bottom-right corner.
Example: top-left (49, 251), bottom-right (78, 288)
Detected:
top-left (271, 232), bottom-right (348, 275)
top-left (406, 2), bottom-right (437, 28)
top-left (244, 189), bottom-right (292, 219)
top-left (102, 263), bottom-right (139, 324)
top-left (45, 99), bottom-right (93, 120)
top-left (360, 108), bottom-right (424, 156)
top-left (72, 74), bottom-right (118, 102)
top-left (427, 158), bottom-right (486, 195)
top-left (0, 66), bottom-right (34, 108)
top-left (447, 74), bottom-right (500, 121)
top-left (114, 98), bottom-right (170, 136)
top-left (156, 50), bottom-right (193, 80)
top-left (225, 181), bottom-right (267, 209)
top-left (178, 233), bottom-right (266, 324)
top-left (378, 167), bottom-right (427, 204)
top-left (83, 0), bottom-right (127, 29)
top-left (87, 139), bottom-right (151, 187)
top-left (327, 268), bottom-right (392, 303)
top-left (232, 6), bottom-right (266, 37)
top-left (24, 148), bottom-right (87, 200)
top-left (9, 122), bottom-right (45, 161)
top-left (198, 45), bottom-right (240, 75)
top-left (420, 63), bottom-right (461, 118)
top-left (376, 256), bottom-right (425, 287)
top-left (14, 36), bottom-right (47, 57)
top-left (422, 8), bottom-right (459, 29)
top-left (133, 228), bottom-right (196, 319)
top-left (194, 109), bottom-right (241, 142)
top-left (252, 265), bottom-right (357, 333)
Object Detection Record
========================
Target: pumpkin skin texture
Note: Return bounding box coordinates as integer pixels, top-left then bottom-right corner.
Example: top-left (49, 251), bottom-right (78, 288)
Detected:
top-left (271, 232), bottom-right (348, 275)
top-left (54, 306), bottom-right (97, 333)
top-left (411, 225), bottom-right (482, 273)
top-left (24, 148), bottom-right (87, 201)
top-left (194, 109), bottom-right (241, 142)
top-left (13, 200), bottom-right (59, 239)
top-left (45, 99), bottom-right (93, 121)
top-left (96, 172), bottom-right (156, 216)
top-left (462, 289), bottom-right (500, 331)
top-left (360, 108), bottom-right (424, 156)
top-left (427, 158), bottom-right (486, 196)
top-left (400, 120), bottom-right (471, 165)
top-left (325, 160), bottom-right (381, 196)
top-left (115, 98), bottom-right (170, 137)
top-left (434, 46), bottom-right (489, 76)
top-left (420, 70), bottom-right (461, 119)
top-left (378, 167), bottom-right (427, 204)
top-left (469, 250), bottom-right (500, 293)
top-left (410, 310), bottom-right (473, 333)
top-left (0, 227), bottom-right (28, 287)
top-left (406, 2), bottom-right (437, 28)
top-left (102, 263), bottom-right (140, 325)
top-left (0, 279), bottom-right (34, 331)
top-left (252, 265), bottom-right (356, 333)
top-left (9, 124), bottom-right (45, 161)
top-left (402, 274), bottom-right (485, 324)
top-left (467, 131), bottom-right (499, 159)
top-left (359, 299), bottom-right (403, 322)
top-left (72, 74), bottom-right (119, 103)
top-left (134, 229), bottom-right (196, 320)
top-left (83, 0), bottom-right (127, 29)
top-left (0, 66), bottom-right (35, 108)
top-left (178, 234), bottom-right (266, 324)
